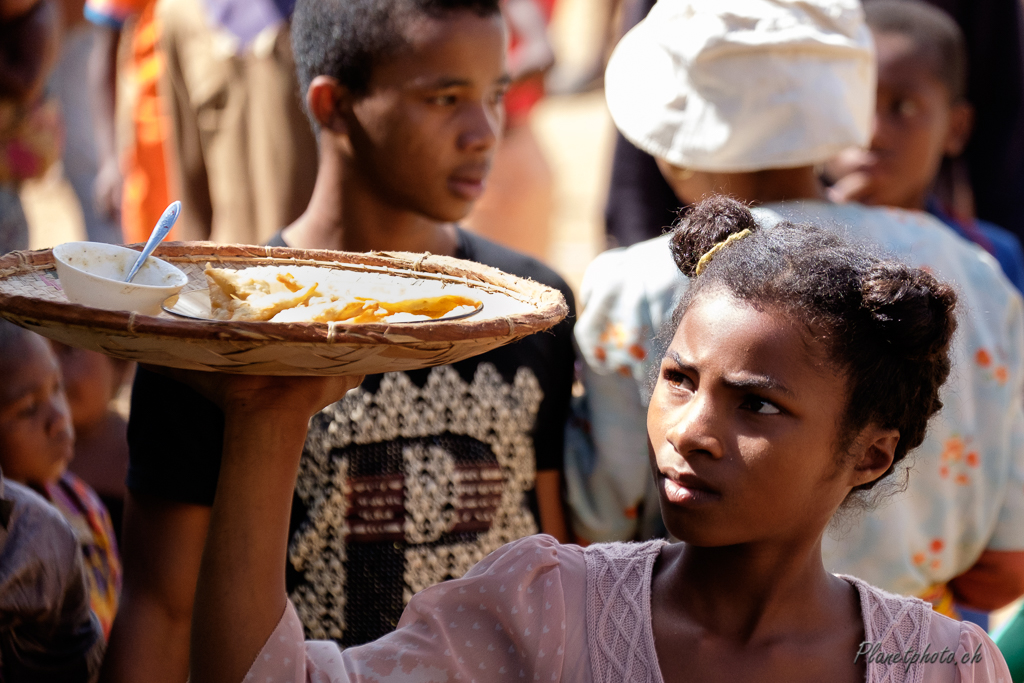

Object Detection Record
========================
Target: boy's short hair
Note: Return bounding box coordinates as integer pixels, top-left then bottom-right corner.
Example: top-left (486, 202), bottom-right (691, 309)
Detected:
top-left (291, 0), bottom-right (502, 102)
top-left (864, 0), bottom-right (968, 102)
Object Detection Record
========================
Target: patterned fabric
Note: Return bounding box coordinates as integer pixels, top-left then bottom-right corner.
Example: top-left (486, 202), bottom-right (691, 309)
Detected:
top-left (0, 478), bottom-right (104, 682)
top-left (569, 201), bottom-right (1024, 604)
top-left (244, 537), bottom-right (1011, 682)
top-left (289, 364), bottom-right (545, 643)
top-left (43, 472), bottom-right (122, 639)
top-left (584, 540), bottom-right (664, 683)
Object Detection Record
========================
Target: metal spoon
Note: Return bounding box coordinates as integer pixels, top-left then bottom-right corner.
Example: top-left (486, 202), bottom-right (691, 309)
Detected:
top-left (125, 201), bottom-right (182, 283)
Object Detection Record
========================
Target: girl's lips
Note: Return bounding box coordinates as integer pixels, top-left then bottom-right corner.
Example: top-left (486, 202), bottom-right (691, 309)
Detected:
top-left (661, 474), bottom-right (721, 506)
top-left (448, 176), bottom-right (487, 200)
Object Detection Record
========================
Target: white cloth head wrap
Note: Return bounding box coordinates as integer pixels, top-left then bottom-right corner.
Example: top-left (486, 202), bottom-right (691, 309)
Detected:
top-left (605, 0), bottom-right (876, 172)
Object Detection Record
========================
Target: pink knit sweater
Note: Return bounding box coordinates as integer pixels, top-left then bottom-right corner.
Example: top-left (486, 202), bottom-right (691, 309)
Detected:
top-left (246, 535), bottom-right (1009, 682)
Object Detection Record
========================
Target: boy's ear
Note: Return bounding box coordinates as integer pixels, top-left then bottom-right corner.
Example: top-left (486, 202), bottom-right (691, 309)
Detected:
top-left (306, 76), bottom-right (352, 135)
top-left (943, 101), bottom-right (974, 157)
top-left (847, 426), bottom-right (899, 490)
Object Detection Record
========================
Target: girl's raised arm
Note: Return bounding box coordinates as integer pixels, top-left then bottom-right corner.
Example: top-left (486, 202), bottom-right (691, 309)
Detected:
top-left (170, 372), bottom-right (362, 683)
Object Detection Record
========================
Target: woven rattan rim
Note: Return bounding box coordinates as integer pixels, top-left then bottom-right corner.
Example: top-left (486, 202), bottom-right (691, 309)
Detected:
top-left (0, 242), bottom-right (568, 344)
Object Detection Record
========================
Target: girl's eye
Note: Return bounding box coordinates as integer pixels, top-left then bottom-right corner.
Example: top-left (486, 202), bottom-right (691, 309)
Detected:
top-left (741, 397), bottom-right (781, 415)
top-left (662, 369), bottom-right (694, 390)
top-left (430, 94), bottom-right (458, 106)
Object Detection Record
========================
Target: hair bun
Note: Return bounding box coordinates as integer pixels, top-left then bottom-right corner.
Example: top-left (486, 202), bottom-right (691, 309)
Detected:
top-left (860, 262), bottom-right (958, 361)
top-left (670, 196), bottom-right (760, 278)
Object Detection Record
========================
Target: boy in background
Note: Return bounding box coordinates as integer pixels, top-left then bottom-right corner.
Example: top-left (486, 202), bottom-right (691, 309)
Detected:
top-left (100, 1), bottom-right (575, 681)
top-left (827, 0), bottom-right (1024, 293)
top-left (0, 320), bottom-right (122, 640)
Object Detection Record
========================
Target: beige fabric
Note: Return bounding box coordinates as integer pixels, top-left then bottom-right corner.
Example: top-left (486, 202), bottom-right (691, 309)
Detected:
top-left (157, 0), bottom-right (317, 245)
top-left (604, 0), bottom-right (875, 172)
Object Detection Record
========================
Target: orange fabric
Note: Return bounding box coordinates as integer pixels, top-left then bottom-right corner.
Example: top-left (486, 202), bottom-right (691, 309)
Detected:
top-left (120, 1), bottom-right (173, 243)
top-left (918, 583), bottom-right (961, 620)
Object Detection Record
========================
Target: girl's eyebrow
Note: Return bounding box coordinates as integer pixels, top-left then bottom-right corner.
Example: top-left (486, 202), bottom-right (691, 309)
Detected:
top-left (666, 350), bottom-right (794, 397)
top-left (721, 374), bottom-right (794, 398)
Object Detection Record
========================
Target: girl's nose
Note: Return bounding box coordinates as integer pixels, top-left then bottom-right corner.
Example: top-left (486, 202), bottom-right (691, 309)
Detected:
top-left (663, 390), bottom-right (725, 460)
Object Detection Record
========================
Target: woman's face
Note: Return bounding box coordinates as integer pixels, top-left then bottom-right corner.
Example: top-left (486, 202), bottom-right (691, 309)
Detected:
top-left (647, 290), bottom-right (869, 547)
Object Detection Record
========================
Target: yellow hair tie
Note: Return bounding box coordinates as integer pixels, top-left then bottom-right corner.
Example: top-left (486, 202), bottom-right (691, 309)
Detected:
top-left (694, 228), bottom-right (753, 277)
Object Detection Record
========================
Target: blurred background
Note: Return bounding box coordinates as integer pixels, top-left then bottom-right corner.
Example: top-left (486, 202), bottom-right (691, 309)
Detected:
top-left (22, 0), bottom-right (614, 295)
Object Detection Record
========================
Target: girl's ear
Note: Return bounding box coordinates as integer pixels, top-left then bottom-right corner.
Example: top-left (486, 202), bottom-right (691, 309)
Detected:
top-left (306, 76), bottom-right (351, 135)
top-left (943, 101), bottom-right (974, 158)
top-left (848, 426), bottom-right (899, 489)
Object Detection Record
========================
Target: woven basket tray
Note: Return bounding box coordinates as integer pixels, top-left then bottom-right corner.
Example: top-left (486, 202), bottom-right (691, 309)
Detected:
top-left (0, 242), bottom-right (568, 375)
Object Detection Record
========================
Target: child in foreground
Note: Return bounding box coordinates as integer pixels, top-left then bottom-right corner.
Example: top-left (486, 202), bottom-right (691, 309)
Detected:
top-left (827, 0), bottom-right (1024, 293)
top-left (181, 197), bottom-right (1010, 683)
top-left (0, 320), bottom-right (122, 638)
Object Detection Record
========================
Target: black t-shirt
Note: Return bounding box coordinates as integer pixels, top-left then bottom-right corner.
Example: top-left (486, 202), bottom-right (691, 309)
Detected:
top-left (126, 228), bottom-right (575, 645)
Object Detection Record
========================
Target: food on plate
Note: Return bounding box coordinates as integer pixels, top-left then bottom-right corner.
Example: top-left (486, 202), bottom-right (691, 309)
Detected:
top-left (204, 264), bottom-right (480, 323)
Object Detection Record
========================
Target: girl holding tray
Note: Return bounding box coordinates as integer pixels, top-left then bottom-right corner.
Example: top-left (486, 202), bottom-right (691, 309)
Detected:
top-left (177, 196), bottom-right (1010, 683)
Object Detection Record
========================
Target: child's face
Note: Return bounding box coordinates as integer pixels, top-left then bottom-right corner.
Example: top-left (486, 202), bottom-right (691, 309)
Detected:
top-left (50, 342), bottom-right (117, 433)
top-left (646, 292), bottom-right (875, 548)
top-left (343, 10), bottom-right (509, 222)
top-left (827, 31), bottom-right (971, 210)
top-left (0, 334), bottom-right (74, 486)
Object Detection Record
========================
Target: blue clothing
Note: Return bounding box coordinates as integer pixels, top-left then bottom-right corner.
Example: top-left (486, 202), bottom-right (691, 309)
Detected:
top-left (929, 197), bottom-right (1024, 294)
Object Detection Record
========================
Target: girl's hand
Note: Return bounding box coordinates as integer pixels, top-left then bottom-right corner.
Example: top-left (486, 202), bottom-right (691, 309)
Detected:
top-left (141, 365), bottom-right (364, 421)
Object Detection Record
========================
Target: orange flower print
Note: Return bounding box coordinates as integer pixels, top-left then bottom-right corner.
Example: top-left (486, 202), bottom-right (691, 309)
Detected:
top-left (628, 344), bottom-right (646, 361)
top-left (941, 435), bottom-right (978, 483)
top-left (995, 366), bottom-right (1009, 385)
top-left (976, 348), bottom-right (992, 367)
top-left (594, 346), bottom-right (606, 363)
top-left (914, 538), bottom-right (945, 572)
top-left (599, 322), bottom-right (631, 348)
top-left (942, 436), bottom-right (965, 462)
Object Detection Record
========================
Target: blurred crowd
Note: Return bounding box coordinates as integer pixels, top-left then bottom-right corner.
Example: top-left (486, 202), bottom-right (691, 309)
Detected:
top-left (3, 0), bottom-right (1024, 680)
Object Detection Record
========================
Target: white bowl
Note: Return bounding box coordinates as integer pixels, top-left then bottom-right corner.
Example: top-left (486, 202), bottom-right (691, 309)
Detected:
top-left (52, 242), bottom-right (188, 316)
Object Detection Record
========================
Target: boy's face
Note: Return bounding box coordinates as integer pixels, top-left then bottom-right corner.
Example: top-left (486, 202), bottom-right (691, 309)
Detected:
top-left (0, 333), bottom-right (74, 486)
top-left (343, 10), bottom-right (509, 222)
top-left (827, 31), bottom-right (970, 210)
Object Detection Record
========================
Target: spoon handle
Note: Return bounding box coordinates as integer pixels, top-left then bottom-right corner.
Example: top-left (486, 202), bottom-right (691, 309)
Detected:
top-left (125, 201), bottom-right (182, 283)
